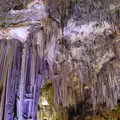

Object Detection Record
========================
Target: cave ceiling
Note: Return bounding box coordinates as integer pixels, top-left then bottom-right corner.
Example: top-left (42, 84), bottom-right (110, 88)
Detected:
top-left (0, 0), bottom-right (120, 120)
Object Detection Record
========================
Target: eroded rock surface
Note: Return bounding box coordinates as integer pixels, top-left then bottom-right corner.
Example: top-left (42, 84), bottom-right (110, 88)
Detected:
top-left (0, 0), bottom-right (120, 120)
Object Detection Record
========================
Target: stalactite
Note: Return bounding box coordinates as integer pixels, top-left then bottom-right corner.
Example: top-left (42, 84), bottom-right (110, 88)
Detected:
top-left (1, 0), bottom-right (120, 120)
top-left (0, 39), bottom-right (22, 120)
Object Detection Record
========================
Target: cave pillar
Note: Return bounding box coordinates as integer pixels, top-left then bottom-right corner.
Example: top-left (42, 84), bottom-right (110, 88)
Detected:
top-left (0, 40), bottom-right (22, 120)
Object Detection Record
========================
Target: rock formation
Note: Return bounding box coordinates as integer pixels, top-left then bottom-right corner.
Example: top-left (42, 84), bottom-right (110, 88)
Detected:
top-left (0, 0), bottom-right (120, 120)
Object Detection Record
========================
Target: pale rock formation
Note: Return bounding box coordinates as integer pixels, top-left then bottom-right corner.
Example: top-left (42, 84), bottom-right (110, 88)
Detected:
top-left (0, 0), bottom-right (120, 120)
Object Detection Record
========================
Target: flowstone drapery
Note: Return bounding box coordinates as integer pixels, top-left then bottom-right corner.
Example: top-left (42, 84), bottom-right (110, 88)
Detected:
top-left (1, 0), bottom-right (120, 120)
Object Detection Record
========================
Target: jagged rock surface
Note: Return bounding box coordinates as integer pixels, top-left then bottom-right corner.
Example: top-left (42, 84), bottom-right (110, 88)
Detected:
top-left (0, 0), bottom-right (120, 120)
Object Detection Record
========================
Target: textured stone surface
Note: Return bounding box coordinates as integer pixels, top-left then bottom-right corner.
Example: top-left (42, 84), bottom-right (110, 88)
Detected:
top-left (0, 0), bottom-right (31, 12)
top-left (0, 0), bottom-right (120, 120)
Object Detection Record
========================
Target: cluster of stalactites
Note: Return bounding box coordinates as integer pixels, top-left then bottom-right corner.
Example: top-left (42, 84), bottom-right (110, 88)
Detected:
top-left (0, 39), bottom-right (22, 119)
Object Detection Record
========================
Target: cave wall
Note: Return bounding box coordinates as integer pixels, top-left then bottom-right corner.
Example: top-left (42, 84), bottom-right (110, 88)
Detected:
top-left (0, 0), bottom-right (120, 120)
